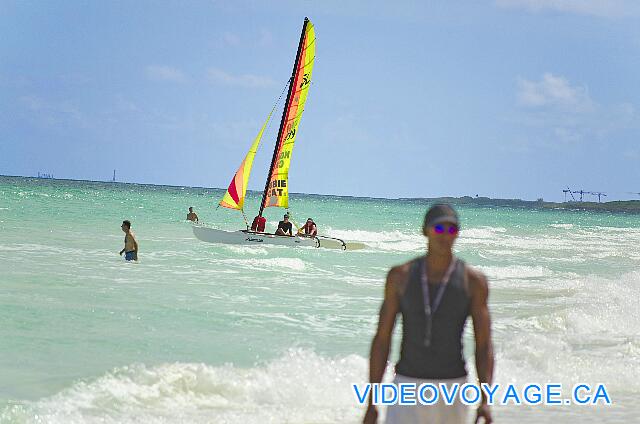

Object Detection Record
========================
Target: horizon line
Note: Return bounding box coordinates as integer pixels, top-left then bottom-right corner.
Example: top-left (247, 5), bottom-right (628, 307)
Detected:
top-left (1, 174), bottom-right (638, 205)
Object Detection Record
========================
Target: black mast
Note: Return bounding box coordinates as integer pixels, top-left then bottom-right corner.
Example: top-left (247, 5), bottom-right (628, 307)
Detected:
top-left (257, 17), bottom-right (309, 218)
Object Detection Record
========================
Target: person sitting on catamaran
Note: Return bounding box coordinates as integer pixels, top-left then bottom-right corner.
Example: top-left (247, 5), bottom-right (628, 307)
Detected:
top-left (250, 215), bottom-right (266, 232)
top-left (275, 213), bottom-right (293, 236)
top-left (299, 218), bottom-right (317, 237)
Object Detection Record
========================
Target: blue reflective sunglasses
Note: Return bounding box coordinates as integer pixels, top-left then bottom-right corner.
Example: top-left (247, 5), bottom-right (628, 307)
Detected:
top-left (433, 223), bottom-right (459, 235)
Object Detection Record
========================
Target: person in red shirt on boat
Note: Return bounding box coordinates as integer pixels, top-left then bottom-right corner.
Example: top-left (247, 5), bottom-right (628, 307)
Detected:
top-left (250, 215), bottom-right (266, 232)
top-left (298, 217), bottom-right (317, 237)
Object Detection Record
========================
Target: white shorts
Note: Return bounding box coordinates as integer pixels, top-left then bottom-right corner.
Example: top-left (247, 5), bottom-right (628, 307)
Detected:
top-left (385, 374), bottom-right (468, 424)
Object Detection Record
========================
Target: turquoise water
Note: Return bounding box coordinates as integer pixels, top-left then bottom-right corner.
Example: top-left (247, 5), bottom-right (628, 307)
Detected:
top-left (1, 176), bottom-right (639, 423)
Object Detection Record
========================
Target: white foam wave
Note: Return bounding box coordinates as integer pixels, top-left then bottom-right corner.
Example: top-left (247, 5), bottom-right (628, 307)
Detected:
top-left (494, 271), bottom-right (640, 392)
top-left (222, 245), bottom-right (269, 256)
top-left (550, 223), bottom-right (574, 229)
top-left (0, 350), bottom-right (369, 424)
top-left (325, 228), bottom-right (418, 243)
top-left (324, 229), bottom-right (422, 252)
top-left (219, 257), bottom-right (306, 271)
top-left (478, 265), bottom-right (554, 280)
top-left (461, 226), bottom-right (507, 239)
top-left (589, 226), bottom-right (640, 234)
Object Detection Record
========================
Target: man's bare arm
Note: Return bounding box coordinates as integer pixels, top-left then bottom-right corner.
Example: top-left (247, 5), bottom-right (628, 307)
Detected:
top-left (363, 265), bottom-right (406, 424)
top-left (469, 268), bottom-right (494, 423)
top-left (119, 235), bottom-right (128, 255)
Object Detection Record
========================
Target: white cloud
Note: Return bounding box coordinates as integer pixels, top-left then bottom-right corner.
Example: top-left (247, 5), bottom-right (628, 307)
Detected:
top-left (19, 95), bottom-right (45, 111)
top-left (218, 30), bottom-right (274, 47)
top-left (517, 73), bottom-right (594, 112)
top-left (207, 67), bottom-right (275, 88)
top-left (553, 126), bottom-right (584, 145)
top-left (624, 149), bottom-right (639, 160)
top-left (19, 95), bottom-right (87, 127)
top-left (513, 73), bottom-right (639, 150)
top-left (0, 73), bottom-right (30, 88)
top-left (222, 32), bottom-right (241, 46)
top-left (146, 65), bottom-right (187, 83)
top-left (258, 29), bottom-right (274, 47)
top-left (58, 73), bottom-right (92, 85)
top-left (114, 94), bottom-right (141, 113)
top-left (496, 0), bottom-right (640, 18)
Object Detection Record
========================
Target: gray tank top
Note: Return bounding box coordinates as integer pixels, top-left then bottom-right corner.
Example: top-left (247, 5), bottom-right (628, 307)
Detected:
top-left (395, 256), bottom-right (470, 379)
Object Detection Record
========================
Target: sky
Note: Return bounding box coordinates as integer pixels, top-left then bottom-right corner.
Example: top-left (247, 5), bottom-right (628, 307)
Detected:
top-left (1, 0), bottom-right (639, 201)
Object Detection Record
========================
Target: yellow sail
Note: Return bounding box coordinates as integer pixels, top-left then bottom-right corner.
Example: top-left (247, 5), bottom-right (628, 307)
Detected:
top-left (219, 110), bottom-right (274, 210)
top-left (262, 19), bottom-right (315, 210)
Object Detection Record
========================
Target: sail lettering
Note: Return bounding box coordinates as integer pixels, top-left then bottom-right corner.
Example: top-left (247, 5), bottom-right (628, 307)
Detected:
top-left (269, 179), bottom-right (286, 196)
top-left (277, 151), bottom-right (291, 168)
top-left (285, 128), bottom-right (296, 141)
top-left (299, 73), bottom-right (310, 88)
top-left (278, 151), bottom-right (291, 161)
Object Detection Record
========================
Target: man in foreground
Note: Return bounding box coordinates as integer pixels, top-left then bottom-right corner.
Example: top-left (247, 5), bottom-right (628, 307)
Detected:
top-left (119, 220), bottom-right (139, 261)
top-left (364, 204), bottom-right (493, 423)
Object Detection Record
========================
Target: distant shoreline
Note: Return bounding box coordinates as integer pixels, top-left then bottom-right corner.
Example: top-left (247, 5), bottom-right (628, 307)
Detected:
top-left (2, 174), bottom-right (640, 214)
top-left (401, 196), bottom-right (640, 214)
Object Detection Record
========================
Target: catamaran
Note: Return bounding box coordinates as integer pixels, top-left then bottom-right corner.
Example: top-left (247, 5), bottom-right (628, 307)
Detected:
top-left (193, 18), bottom-right (363, 251)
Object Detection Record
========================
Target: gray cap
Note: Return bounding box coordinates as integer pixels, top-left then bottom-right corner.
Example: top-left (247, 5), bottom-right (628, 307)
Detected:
top-left (423, 204), bottom-right (459, 230)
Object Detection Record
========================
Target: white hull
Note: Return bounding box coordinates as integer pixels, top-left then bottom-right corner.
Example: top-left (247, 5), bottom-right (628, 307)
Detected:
top-left (192, 225), bottom-right (363, 250)
top-left (193, 226), bottom-right (319, 248)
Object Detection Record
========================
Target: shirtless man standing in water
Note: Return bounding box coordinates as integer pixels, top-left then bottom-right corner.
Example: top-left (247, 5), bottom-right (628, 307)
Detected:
top-left (187, 207), bottom-right (199, 222)
top-left (119, 220), bottom-right (138, 261)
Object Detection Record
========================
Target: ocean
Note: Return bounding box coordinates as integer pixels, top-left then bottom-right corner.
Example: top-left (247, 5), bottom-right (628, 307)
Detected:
top-left (0, 175), bottom-right (638, 423)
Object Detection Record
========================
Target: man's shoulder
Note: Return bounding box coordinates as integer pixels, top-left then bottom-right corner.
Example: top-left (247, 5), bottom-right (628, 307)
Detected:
top-left (463, 264), bottom-right (489, 296)
top-left (464, 264), bottom-right (487, 282)
top-left (387, 258), bottom-right (419, 283)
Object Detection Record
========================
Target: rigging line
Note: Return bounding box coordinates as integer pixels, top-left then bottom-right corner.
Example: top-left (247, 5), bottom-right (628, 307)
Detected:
top-left (264, 79), bottom-right (291, 135)
top-left (286, 210), bottom-right (302, 232)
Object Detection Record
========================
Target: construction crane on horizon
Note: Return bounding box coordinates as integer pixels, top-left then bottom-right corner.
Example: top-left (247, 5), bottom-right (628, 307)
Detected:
top-left (562, 187), bottom-right (608, 203)
top-left (573, 189), bottom-right (587, 202)
top-left (563, 187), bottom-right (577, 202)
top-left (588, 191), bottom-right (607, 203)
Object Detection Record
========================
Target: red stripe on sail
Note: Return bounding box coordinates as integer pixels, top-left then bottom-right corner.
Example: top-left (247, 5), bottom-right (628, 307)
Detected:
top-left (227, 174), bottom-right (240, 205)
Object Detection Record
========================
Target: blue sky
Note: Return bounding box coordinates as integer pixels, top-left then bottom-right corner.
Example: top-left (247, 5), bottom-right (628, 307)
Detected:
top-left (1, 0), bottom-right (639, 201)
